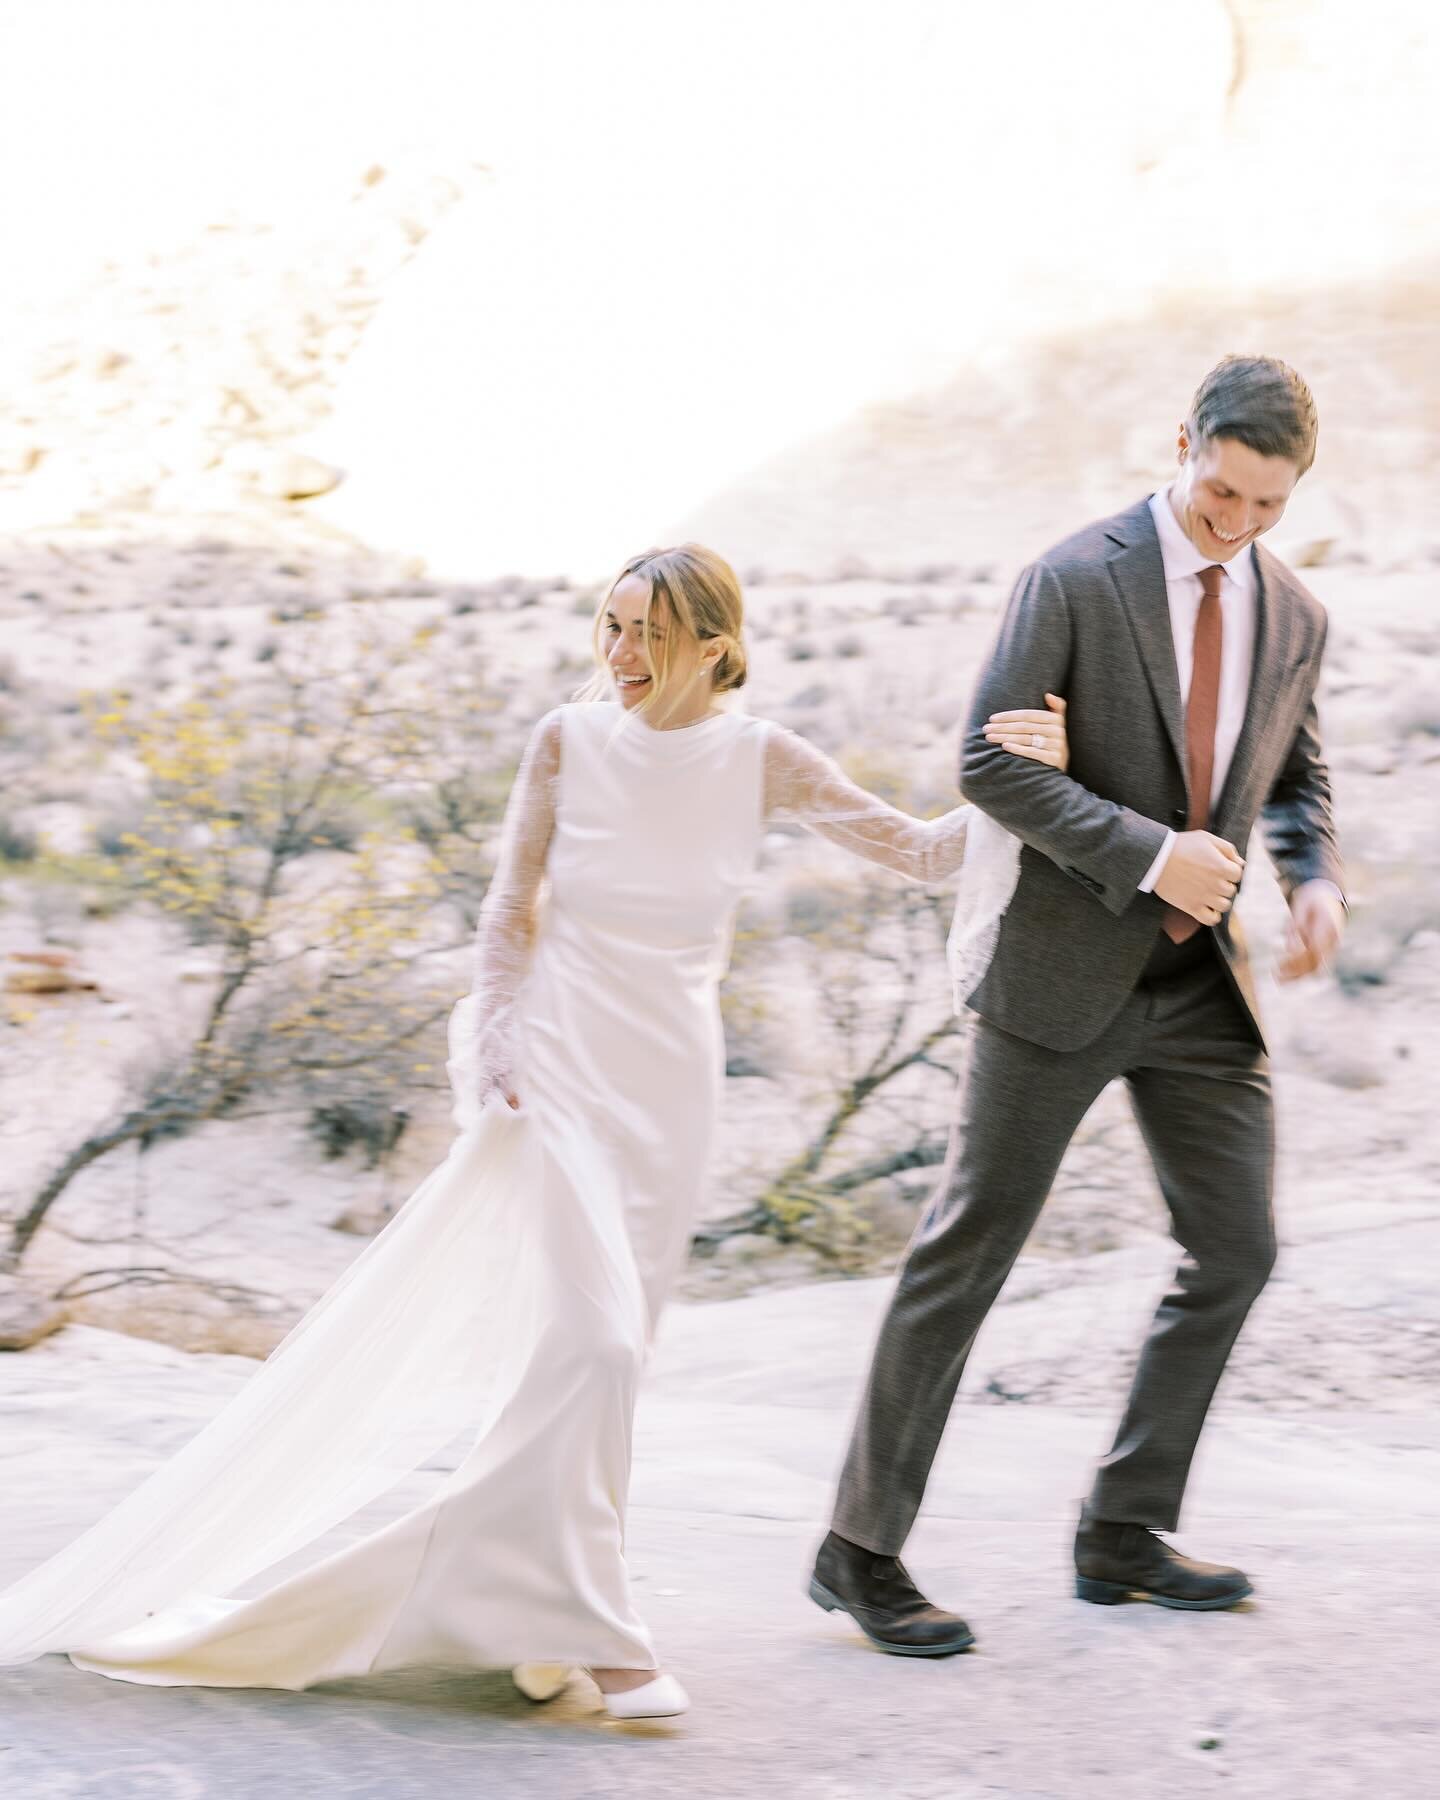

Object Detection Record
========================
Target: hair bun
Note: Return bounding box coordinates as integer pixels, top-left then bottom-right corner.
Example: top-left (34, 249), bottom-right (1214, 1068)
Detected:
top-left (713, 640), bottom-right (747, 692)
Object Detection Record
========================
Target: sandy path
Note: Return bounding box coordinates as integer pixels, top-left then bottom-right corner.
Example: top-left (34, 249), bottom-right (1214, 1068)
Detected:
top-left (3, 1250), bottom-right (1436, 1798)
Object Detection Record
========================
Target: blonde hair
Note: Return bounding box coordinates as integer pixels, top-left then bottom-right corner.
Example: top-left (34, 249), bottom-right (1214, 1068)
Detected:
top-left (577, 543), bottom-right (748, 715)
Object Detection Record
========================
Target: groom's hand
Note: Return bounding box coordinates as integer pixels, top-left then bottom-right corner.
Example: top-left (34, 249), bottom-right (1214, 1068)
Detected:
top-left (1154, 831), bottom-right (1245, 926)
top-left (1276, 880), bottom-right (1346, 983)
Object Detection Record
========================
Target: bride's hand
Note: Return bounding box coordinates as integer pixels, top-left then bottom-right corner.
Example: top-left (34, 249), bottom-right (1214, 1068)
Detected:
top-left (473, 1012), bottom-right (522, 1111)
top-left (982, 693), bottom-right (1069, 771)
top-left (482, 1069), bottom-right (521, 1112)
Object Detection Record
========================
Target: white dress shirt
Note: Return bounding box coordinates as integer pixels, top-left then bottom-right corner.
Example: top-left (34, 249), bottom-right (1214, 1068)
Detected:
top-left (1137, 487), bottom-right (1259, 894)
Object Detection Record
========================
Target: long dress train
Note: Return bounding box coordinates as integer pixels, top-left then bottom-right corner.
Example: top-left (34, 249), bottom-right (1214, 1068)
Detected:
top-left (0, 699), bottom-right (993, 1688)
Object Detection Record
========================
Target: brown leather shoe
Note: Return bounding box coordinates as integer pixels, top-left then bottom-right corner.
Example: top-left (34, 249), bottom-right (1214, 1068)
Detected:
top-left (809, 1531), bottom-right (975, 1656)
top-left (1075, 1512), bottom-right (1252, 1610)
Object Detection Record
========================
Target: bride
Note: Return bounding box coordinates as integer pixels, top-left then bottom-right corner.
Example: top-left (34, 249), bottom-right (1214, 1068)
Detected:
top-left (0, 544), bottom-right (1066, 1719)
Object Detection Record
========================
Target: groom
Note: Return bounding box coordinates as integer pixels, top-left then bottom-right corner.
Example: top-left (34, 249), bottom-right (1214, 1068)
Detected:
top-left (810, 355), bottom-right (1345, 1652)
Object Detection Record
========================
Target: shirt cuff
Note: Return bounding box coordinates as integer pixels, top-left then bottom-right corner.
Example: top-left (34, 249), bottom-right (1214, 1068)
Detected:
top-left (1296, 878), bottom-right (1347, 911)
top-left (1138, 829), bottom-right (1176, 895)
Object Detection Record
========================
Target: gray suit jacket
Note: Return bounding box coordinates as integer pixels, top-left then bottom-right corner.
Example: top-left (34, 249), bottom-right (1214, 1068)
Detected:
top-left (960, 497), bottom-right (1344, 1053)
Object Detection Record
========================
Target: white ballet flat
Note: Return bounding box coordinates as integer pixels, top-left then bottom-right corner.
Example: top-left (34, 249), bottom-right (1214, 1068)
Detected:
top-left (600, 1672), bottom-right (691, 1720)
top-left (511, 1663), bottom-right (573, 1703)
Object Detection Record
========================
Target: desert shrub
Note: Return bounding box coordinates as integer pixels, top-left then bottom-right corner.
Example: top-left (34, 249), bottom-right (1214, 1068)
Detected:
top-left (93, 801), bottom-right (145, 859)
top-left (307, 1096), bottom-right (411, 1167)
top-left (3, 615), bottom-right (506, 1275)
top-left (702, 875), bottom-right (961, 1259)
top-left (784, 878), bottom-right (857, 937)
top-left (0, 815), bottom-right (39, 862)
top-left (300, 805), bottom-right (367, 854)
top-left (718, 903), bottom-right (779, 1078)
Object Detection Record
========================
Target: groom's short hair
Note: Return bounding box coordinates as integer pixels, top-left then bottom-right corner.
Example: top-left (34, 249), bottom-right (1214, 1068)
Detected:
top-left (1188, 355), bottom-right (1318, 474)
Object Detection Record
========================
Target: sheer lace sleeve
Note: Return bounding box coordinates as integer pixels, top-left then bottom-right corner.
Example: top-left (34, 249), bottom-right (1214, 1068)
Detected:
top-left (761, 722), bottom-right (970, 884)
top-left (446, 708), bottom-right (561, 1126)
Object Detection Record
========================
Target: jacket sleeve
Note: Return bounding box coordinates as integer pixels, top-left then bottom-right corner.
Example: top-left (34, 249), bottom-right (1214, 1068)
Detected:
top-left (959, 560), bottom-right (1169, 918)
top-left (1259, 626), bottom-right (1345, 898)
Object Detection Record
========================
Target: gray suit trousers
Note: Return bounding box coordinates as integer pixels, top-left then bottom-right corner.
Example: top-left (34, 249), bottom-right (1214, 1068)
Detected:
top-left (832, 946), bottom-right (1275, 1552)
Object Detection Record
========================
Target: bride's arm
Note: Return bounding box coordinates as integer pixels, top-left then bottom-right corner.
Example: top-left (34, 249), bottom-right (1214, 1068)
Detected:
top-left (461, 708), bottom-right (561, 1109)
top-left (763, 725), bottom-right (971, 882)
top-left (761, 702), bottom-right (1067, 885)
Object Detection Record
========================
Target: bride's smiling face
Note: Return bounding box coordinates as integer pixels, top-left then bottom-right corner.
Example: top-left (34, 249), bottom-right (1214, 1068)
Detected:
top-left (604, 575), bottom-right (708, 716)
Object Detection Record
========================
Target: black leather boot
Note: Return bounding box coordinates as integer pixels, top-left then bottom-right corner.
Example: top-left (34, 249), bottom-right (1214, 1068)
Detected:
top-left (1075, 1511), bottom-right (1252, 1610)
top-left (809, 1531), bottom-right (975, 1655)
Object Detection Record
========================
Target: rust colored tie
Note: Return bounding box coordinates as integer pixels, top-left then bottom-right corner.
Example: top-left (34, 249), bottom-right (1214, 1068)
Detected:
top-left (1162, 563), bottom-right (1225, 944)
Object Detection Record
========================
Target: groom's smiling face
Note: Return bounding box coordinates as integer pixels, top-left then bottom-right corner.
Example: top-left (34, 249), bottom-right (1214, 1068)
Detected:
top-left (1171, 427), bottom-right (1302, 563)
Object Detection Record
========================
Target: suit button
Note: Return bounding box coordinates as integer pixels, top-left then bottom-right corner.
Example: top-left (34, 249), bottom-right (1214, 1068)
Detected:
top-left (1171, 808), bottom-right (1187, 827)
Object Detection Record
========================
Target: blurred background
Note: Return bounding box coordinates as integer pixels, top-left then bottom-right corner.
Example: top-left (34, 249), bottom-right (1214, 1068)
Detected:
top-left (3, 0), bottom-right (1438, 570)
top-left (0, 0), bottom-right (1436, 1408)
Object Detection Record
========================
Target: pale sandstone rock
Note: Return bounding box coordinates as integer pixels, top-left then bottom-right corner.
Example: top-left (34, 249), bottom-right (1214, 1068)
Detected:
top-left (5, 951), bottom-right (99, 996)
top-left (223, 444), bottom-right (344, 501)
top-left (0, 1278), bottom-right (68, 1351)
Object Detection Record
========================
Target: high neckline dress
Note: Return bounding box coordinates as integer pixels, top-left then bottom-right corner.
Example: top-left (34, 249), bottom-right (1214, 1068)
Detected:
top-left (0, 701), bottom-right (984, 1687)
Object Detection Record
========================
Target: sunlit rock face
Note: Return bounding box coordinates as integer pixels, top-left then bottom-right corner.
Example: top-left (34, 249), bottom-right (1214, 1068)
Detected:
top-left (0, 3), bottom-right (1434, 574)
top-left (306, 0), bottom-right (1440, 578)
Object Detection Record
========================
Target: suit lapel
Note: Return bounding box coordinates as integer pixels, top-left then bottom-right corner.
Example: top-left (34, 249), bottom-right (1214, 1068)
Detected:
top-left (1214, 543), bottom-right (1296, 831)
top-left (1105, 501), bottom-right (1187, 786)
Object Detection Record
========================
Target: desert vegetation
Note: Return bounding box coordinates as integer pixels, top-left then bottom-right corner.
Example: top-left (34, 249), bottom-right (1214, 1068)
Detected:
top-left (5, 524), bottom-right (1435, 1363)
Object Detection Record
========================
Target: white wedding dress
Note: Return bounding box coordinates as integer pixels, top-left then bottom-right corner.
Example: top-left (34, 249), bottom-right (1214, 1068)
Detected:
top-left (0, 699), bottom-right (1010, 1689)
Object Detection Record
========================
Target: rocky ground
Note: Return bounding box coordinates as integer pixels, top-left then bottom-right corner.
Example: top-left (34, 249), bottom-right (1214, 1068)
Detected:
top-left (3, 1251), bottom-right (1437, 1799)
